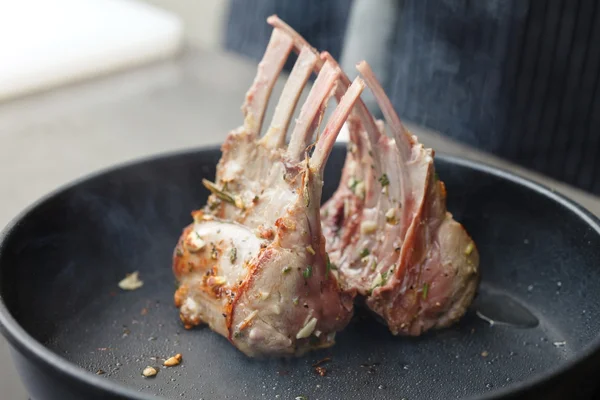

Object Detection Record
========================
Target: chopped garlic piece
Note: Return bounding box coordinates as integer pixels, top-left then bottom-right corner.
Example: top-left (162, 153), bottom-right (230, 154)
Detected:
top-left (355, 181), bottom-right (366, 200)
top-left (118, 271), bottom-right (143, 291)
top-left (465, 242), bottom-right (474, 255)
top-left (234, 195), bottom-right (245, 209)
top-left (306, 245), bottom-right (316, 255)
top-left (385, 208), bottom-right (397, 224)
top-left (163, 353), bottom-right (182, 367)
top-left (142, 366), bottom-right (157, 377)
top-left (348, 176), bottom-right (358, 190)
top-left (360, 220), bottom-right (377, 234)
top-left (371, 272), bottom-right (383, 289)
top-left (343, 199), bottom-right (351, 219)
top-left (258, 290), bottom-right (270, 300)
top-left (296, 317), bottom-right (318, 339)
top-left (208, 276), bottom-right (227, 287)
top-left (186, 231), bottom-right (206, 252)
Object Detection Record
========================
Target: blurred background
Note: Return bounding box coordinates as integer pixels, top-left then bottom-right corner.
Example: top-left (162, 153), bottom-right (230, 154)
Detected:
top-left (1, 0), bottom-right (599, 398)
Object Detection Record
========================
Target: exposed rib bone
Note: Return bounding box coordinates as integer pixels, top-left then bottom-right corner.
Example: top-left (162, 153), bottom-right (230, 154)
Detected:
top-left (241, 28), bottom-right (294, 138)
top-left (312, 77), bottom-right (366, 173)
top-left (287, 62), bottom-right (340, 161)
top-left (356, 61), bottom-right (413, 217)
top-left (261, 47), bottom-right (317, 149)
top-left (267, 16), bottom-right (382, 169)
top-left (356, 61), bottom-right (413, 162)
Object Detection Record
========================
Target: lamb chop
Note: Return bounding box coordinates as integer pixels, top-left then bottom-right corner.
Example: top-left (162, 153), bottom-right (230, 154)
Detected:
top-left (172, 27), bottom-right (363, 357)
top-left (267, 16), bottom-right (480, 336)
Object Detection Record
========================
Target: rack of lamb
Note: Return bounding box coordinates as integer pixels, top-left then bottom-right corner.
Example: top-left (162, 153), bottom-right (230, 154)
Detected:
top-left (172, 16), bottom-right (480, 357)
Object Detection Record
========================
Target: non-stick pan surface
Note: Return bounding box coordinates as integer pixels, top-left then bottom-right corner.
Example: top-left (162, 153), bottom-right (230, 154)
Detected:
top-left (1, 145), bottom-right (600, 400)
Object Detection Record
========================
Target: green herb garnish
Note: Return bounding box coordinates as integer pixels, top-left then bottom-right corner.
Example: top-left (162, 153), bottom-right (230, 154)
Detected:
top-left (422, 282), bottom-right (430, 299)
top-left (359, 248), bottom-right (370, 258)
top-left (348, 177), bottom-right (360, 193)
top-left (202, 179), bottom-right (235, 205)
top-left (303, 266), bottom-right (313, 279)
top-left (282, 266), bottom-right (291, 274)
top-left (229, 247), bottom-right (237, 264)
top-left (379, 173), bottom-right (390, 186)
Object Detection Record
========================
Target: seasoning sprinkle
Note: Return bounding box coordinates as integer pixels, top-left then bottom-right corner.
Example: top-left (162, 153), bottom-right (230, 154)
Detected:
top-left (422, 282), bottom-right (430, 299)
top-left (229, 246), bottom-right (237, 264)
top-left (303, 165), bottom-right (311, 207)
top-left (379, 173), bottom-right (390, 187)
top-left (303, 266), bottom-right (313, 279)
top-left (306, 245), bottom-right (316, 255)
top-left (359, 248), bottom-right (370, 259)
top-left (282, 266), bottom-right (292, 274)
top-left (202, 179), bottom-right (235, 205)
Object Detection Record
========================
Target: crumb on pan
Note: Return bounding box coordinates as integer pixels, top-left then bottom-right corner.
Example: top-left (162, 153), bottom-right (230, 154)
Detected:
top-left (119, 271), bottom-right (144, 291)
top-left (142, 366), bottom-right (158, 377)
top-left (164, 353), bottom-right (183, 367)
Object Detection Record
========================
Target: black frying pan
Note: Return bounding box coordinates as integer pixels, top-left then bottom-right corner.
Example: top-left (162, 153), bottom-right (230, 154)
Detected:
top-left (1, 145), bottom-right (600, 400)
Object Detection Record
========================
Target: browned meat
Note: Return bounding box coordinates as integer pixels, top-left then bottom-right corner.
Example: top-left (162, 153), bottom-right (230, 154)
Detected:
top-left (173, 15), bottom-right (480, 357)
top-left (267, 16), bottom-right (480, 337)
top-left (172, 26), bottom-right (364, 357)
top-left (321, 63), bottom-right (480, 336)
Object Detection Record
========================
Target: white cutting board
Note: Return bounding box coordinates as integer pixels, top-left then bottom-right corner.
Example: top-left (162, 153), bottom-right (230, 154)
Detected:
top-left (0, 0), bottom-right (184, 102)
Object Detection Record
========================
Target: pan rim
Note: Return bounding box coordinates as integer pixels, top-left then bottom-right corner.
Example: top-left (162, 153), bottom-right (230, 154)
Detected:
top-left (0, 145), bottom-right (599, 400)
